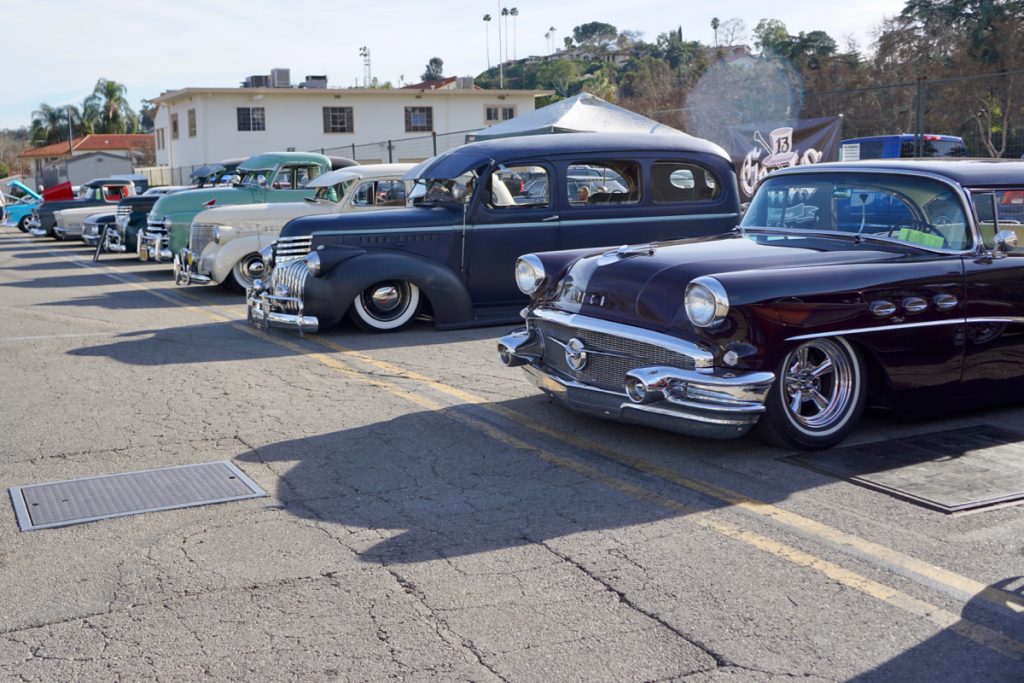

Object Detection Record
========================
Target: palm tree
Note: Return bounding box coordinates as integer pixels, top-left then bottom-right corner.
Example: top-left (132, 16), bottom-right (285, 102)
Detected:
top-left (29, 103), bottom-right (69, 145)
top-left (711, 17), bottom-right (720, 48)
top-left (87, 78), bottom-right (137, 134)
top-left (501, 7), bottom-right (510, 67)
top-left (483, 14), bottom-right (492, 69)
top-left (548, 26), bottom-right (557, 53)
top-left (510, 8), bottom-right (519, 62)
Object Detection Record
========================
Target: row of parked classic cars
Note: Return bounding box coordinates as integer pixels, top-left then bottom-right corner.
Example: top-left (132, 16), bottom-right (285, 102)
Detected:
top-left (6, 132), bottom-right (1024, 451)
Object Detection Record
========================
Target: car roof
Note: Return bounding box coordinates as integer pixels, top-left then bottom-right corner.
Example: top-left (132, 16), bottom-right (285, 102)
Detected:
top-left (238, 152), bottom-right (330, 171)
top-left (771, 158), bottom-right (1024, 187)
top-left (84, 178), bottom-right (134, 187)
top-left (407, 132), bottom-right (731, 181)
top-left (306, 163), bottom-right (415, 188)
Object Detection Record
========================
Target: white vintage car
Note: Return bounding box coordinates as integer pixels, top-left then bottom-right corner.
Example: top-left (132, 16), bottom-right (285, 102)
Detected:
top-left (174, 163), bottom-right (413, 290)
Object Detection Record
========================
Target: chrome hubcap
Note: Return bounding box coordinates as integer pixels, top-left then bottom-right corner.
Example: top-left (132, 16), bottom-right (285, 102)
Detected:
top-left (371, 285), bottom-right (401, 311)
top-left (782, 339), bottom-right (854, 431)
top-left (240, 256), bottom-right (265, 281)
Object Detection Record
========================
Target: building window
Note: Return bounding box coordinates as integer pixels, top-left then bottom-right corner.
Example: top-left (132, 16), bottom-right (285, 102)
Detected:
top-left (170, 113), bottom-right (179, 140)
top-left (322, 106), bottom-right (354, 133)
top-left (187, 109), bottom-right (197, 137)
top-left (155, 129), bottom-right (165, 150)
top-left (237, 107), bottom-right (266, 132)
top-left (485, 105), bottom-right (516, 124)
top-left (404, 106), bottom-right (433, 132)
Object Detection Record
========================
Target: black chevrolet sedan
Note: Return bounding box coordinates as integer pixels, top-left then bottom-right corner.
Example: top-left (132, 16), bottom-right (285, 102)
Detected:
top-left (247, 133), bottom-right (741, 333)
top-left (499, 159), bottom-right (1024, 450)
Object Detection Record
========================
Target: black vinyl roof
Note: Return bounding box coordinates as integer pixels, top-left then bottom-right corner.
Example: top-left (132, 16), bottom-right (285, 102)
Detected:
top-left (776, 158), bottom-right (1024, 187)
top-left (406, 132), bottom-right (730, 181)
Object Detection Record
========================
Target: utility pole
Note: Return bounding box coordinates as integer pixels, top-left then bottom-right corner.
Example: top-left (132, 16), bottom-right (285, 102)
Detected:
top-left (359, 46), bottom-right (372, 87)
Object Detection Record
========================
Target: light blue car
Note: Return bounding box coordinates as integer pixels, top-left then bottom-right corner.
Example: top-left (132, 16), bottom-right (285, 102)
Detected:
top-left (2, 180), bottom-right (43, 232)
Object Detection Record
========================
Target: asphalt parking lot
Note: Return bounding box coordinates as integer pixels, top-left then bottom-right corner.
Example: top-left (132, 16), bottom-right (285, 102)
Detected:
top-left (1, 229), bottom-right (1023, 681)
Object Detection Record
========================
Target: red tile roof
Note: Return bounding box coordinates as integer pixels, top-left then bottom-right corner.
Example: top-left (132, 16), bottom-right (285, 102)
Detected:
top-left (19, 134), bottom-right (153, 159)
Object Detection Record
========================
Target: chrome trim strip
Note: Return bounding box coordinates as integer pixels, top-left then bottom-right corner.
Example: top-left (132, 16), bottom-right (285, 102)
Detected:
top-left (304, 212), bottom-right (739, 238)
top-left (785, 317), bottom-right (1024, 342)
top-left (529, 308), bottom-right (715, 368)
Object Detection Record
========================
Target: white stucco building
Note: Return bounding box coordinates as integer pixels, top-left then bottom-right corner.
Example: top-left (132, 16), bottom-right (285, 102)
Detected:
top-left (151, 77), bottom-right (547, 168)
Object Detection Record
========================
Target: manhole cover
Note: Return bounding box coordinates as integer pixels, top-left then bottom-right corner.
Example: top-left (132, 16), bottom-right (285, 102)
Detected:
top-left (782, 425), bottom-right (1024, 513)
top-left (9, 461), bottom-right (267, 531)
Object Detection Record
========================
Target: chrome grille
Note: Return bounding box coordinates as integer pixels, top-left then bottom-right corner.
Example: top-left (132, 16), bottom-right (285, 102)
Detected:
top-left (269, 260), bottom-right (308, 311)
top-left (275, 235), bottom-right (312, 262)
top-left (146, 216), bottom-right (167, 237)
top-left (534, 318), bottom-right (695, 392)
top-left (189, 224), bottom-right (215, 255)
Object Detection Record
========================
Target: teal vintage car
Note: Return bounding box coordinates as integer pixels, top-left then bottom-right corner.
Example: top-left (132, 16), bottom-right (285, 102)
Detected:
top-left (138, 152), bottom-right (347, 261)
top-left (2, 180), bottom-right (43, 232)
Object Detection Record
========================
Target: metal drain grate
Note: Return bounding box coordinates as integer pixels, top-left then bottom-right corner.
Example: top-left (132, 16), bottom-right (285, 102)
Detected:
top-left (9, 461), bottom-right (267, 531)
top-left (783, 425), bottom-right (1024, 513)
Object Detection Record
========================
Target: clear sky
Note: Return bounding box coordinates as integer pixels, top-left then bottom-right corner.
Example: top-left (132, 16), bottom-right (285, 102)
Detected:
top-left (1, 0), bottom-right (908, 130)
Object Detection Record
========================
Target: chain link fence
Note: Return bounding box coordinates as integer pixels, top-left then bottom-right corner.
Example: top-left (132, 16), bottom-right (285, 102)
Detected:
top-left (652, 70), bottom-right (1023, 160)
top-left (137, 129), bottom-right (482, 188)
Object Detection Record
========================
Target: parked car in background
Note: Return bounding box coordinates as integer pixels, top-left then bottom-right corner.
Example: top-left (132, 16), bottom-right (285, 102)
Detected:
top-left (27, 178), bottom-right (135, 239)
top-left (1, 180), bottom-right (43, 232)
top-left (176, 163), bottom-right (412, 290)
top-left (86, 186), bottom-right (186, 251)
top-left (499, 159), bottom-right (1024, 450)
top-left (138, 152), bottom-right (354, 262)
top-left (248, 132), bottom-right (739, 334)
top-left (840, 134), bottom-right (967, 160)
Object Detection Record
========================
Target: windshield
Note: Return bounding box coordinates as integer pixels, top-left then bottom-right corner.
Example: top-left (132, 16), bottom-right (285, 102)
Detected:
top-left (409, 172), bottom-right (476, 205)
top-left (313, 179), bottom-right (355, 203)
top-left (741, 172), bottom-right (972, 251)
top-left (236, 170), bottom-right (274, 187)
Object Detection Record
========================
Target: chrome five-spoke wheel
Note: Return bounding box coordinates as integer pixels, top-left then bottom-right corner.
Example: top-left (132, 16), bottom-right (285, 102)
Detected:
top-left (348, 280), bottom-right (421, 332)
top-left (757, 337), bottom-right (865, 450)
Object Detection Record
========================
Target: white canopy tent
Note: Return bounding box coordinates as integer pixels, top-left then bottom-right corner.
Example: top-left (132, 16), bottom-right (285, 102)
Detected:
top-left (472, 93), bottom-right (689, 141)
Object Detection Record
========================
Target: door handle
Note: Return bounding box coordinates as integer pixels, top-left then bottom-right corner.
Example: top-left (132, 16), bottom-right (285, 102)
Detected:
top-left (542, 214), bottom-right (560, 222)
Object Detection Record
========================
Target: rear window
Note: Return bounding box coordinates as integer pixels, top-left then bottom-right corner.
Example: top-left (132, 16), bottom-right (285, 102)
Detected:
top-left (566, 161), bottom-right (639, 206)
top-left (652, 162), bottom-right (720, 203)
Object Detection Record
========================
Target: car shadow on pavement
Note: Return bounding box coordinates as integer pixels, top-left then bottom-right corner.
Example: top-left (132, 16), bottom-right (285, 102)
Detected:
top-left (0, 268), bottom-right (174, 289)
top-left (68, 322), bottom-right (297, 364)
top-left (41, 286), bottom-right (241, 311)
top-left (234, 400), bottom-right (704, 565)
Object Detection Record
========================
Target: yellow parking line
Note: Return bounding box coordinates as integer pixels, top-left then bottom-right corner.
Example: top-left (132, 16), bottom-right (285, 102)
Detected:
top-left (28, 237), bottom-right (1023, 660)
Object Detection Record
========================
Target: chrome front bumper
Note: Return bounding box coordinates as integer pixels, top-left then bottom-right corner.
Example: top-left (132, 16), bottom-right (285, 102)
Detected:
top-left (498, 324), bottom-right (775, 440)
top-left (246, 278), bottom-right (318, 334)
top-left (174, 248), bottom-right (212, 286)
top-left (54, 223), bottom-right (83, 239)
top-left (137, 231), bottom-right (172, 261)
top-left (27, 216), bottom-right (46, 236)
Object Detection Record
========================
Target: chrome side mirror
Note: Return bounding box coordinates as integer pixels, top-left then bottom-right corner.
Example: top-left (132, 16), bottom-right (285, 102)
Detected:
top-left (994, 229), bottom-right (1018, 256)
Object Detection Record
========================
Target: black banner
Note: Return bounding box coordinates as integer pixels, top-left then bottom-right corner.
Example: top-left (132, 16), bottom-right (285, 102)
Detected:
top-left (725, 117), bottom-right (842, 200)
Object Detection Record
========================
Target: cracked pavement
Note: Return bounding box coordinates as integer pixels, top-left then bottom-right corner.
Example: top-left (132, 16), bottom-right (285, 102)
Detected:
top-left (1, 232), bottom-right (1022, 681)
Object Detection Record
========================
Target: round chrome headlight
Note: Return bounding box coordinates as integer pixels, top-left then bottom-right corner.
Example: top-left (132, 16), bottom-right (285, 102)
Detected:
top-left (514, 254), bottom-right (545, 295)
top-left (260, 244), bottom-right (274, 270)
top-left (684, 277), bottom-right (729, 328)
top-left (306, 251), bottom-right (321, 277)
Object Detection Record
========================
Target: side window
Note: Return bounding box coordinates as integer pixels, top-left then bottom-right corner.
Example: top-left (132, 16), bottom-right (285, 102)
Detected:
top-left (975, 189), bottom-right (1024, 251)
top-left (294, 166), bottom-right (320, 189)
top-left (352, 181), bottom-right (375, 206)
top-left (374, 180), bottom-right (406, 207)
top-left (566, 161), bottom-right (639, 206)
top-left (272, 167), bottom-right (294, 189)
top-left (652, 162), bottom-right (721, 203)
top-left (486, 165), bottom-right (548, 209)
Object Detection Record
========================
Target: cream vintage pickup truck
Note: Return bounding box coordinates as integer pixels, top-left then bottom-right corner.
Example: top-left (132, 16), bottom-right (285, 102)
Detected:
top-left (174, 163), bottom-right (412, 291)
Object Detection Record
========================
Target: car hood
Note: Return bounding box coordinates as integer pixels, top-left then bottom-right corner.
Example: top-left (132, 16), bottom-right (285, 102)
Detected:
top-left (149, 186), bottom-right (259, 220)
top-left (542, 231), bottom-right (921, 331)
top-left (194, 202), bottom-right (333, 233)
top-left (281, 205), bottom-right (458, 238)
top-left (56, 206), bottom-right (116, 222)
top-left (10, 180), bottom-right (42, 201)
top-left (35, 197), bottom-right (106, 215)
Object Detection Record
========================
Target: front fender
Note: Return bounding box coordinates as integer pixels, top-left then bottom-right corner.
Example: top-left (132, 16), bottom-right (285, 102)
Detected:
top-left (209, 234), bottom-right (262, 284)
top-left (304, 250), bottom-right (473, 329)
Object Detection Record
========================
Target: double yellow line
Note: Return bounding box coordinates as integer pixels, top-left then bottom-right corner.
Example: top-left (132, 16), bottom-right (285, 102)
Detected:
top-left (23, 233), bottom-right (1024, 662)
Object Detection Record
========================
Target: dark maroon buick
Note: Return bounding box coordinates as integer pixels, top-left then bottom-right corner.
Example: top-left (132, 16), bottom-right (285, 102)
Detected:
top-left (498, 159), bottom-right (1024, 450)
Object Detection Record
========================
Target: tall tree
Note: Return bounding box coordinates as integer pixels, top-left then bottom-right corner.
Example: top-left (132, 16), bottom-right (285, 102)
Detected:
top-left (510, 7), bottom-right (519, 61)
top-left (572, 22), bottom-right (618, 50)
top-left (548, 26), bottom-right (557, 53)
top-left (711, 17), bottom-right (720, 47)
top-left (421, 57), bottom-right (444, 81)
top-left (29, 104), bottom-right (70, 145)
